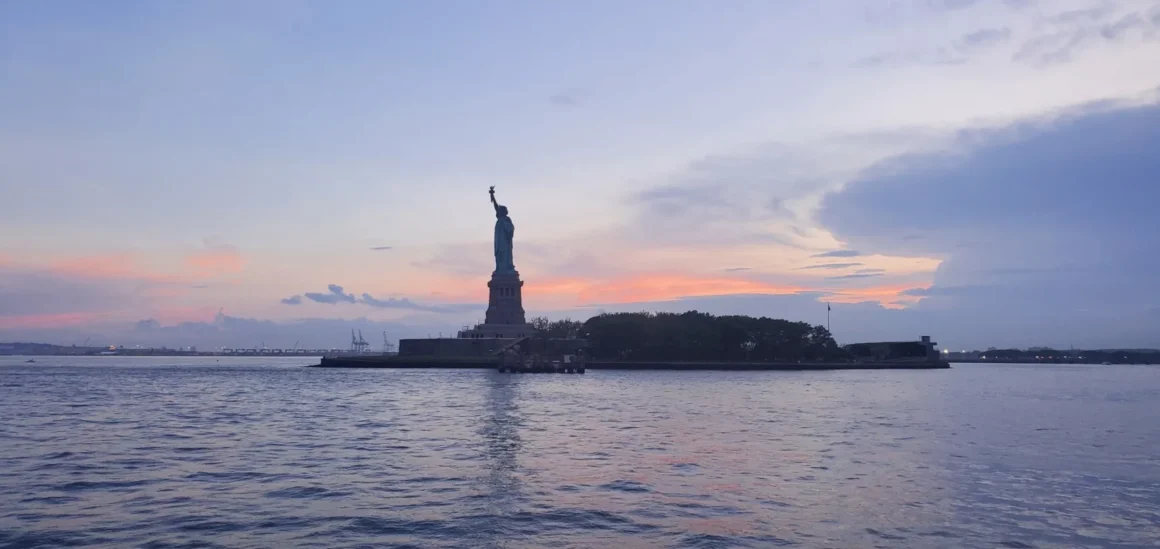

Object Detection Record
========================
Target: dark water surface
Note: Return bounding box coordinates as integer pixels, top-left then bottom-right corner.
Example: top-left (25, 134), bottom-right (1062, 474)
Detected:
top-left (2, 357), bottom-right (1159, 548)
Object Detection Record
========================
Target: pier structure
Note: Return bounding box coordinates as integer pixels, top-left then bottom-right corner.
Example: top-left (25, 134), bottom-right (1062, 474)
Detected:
top-left (496, 336), bottom-right (587, 374)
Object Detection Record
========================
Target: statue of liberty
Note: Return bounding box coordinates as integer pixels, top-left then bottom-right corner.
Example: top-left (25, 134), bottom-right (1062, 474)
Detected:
top-left (489, 186), bottom-right (516, 274)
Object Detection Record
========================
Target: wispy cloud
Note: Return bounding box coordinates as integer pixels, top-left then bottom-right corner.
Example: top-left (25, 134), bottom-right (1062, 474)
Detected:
top-left (926, 0), bottom-right (981, 11)
top-left (360, 293), bottom-right (481, 313)
top-left (1047, 6), bottom-right (1113, 24)
top-left (1014, 4), bottom-right (1158, 67)
top-left (549, 88), bottom-right (586, 108)
top-left (304, 284), bottom-right (356, 304)
top-left (798, 263), bottom-right (862, 270)
top-left (1003, 0), bottom-right (1035, 10)
top-left (957, 27), bottom-right (1012, 49)
top-left (827, 273), bottom-right (884, 280)
top-left (812, 250), bottom-right (861, 258)
top-left (722, 267), bottom-right (752, 272)
top-left (369, 246), bottom-right (393, 251)
top-left (283, 284), bottom-right (480, 313)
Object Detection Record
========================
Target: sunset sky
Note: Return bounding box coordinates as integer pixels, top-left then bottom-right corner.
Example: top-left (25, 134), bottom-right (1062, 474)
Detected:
top-left (3, 0), bottom-right (1159, 350)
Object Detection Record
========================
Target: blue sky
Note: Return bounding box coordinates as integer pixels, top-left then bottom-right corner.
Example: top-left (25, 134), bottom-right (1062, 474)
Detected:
top-left (2, 0), bottom-right (1159, 349)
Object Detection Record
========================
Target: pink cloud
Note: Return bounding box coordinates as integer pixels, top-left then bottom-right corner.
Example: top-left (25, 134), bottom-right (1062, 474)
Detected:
top-left (48, 253), bottom-right (185, 284)
top-left (185, 246), bottom-right (245, 276)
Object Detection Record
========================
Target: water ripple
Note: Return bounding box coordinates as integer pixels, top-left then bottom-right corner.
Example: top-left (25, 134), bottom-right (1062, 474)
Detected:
top-left (2, 357), bottom-right (1159, 548)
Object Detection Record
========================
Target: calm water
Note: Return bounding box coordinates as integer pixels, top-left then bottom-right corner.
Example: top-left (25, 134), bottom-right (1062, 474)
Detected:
top-left (1, 357), bottom-right (1158, 549)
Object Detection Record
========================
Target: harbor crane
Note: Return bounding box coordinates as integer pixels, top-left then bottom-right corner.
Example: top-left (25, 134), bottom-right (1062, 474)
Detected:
top-left (350, 329), bottom-right (370, 353)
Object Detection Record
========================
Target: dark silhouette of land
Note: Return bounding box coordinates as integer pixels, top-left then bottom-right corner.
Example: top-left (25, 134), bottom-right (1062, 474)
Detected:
top-left (537, 311), bottom-right (846, 362)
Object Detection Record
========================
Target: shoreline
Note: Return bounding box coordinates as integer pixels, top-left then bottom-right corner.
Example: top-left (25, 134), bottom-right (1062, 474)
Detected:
top-left (312, 356), bottom-right (951, 370)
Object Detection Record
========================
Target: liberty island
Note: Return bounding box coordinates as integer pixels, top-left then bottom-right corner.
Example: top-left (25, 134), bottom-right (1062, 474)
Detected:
top-left (316, 186), bottom-right (950, 370)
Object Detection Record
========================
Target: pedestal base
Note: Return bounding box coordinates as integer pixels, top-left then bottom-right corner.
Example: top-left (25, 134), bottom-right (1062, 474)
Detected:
top-left (458, 323), bottom-right (536, 340)
top-left (485, 271), bottom-right (527, 325)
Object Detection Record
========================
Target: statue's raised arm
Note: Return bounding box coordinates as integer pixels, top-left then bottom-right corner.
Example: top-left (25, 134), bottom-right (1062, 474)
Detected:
top-left (488, 185), bottom-right (516, 274)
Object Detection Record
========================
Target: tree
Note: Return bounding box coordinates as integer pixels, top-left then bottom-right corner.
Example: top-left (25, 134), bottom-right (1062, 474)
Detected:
top-left (530, 317), bottom-right (585, 339)
top-left (580, 311), bottom-right (846, 362)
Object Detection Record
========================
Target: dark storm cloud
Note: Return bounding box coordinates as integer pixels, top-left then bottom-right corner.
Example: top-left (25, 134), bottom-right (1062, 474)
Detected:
top-left (305, 284), bottom-right (356, 304)
top-left (818, 100), bottom-right (1160, 348)
top-left (820, 101), bottom-right (1160, 249)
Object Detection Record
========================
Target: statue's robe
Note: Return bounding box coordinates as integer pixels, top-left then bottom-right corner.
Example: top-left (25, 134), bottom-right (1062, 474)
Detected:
top-left (494, 215), bottom-right (515, 273)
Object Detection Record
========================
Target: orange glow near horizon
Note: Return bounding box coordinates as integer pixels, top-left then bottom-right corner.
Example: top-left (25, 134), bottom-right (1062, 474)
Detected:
top-left (1, 246), bottom-right (936, 330)
top-left (825, 284), bottom-right (928, 309)
top-left (572, 275), bottom-right (807, 304)
top-left (520, 274), bottom-right (927, 309)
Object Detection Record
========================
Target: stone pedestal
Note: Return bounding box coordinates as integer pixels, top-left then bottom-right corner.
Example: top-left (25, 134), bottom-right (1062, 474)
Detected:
top-left (456, 271), bottom-right (535, 340)
top-left (485, 271), bottom-right (526, 325)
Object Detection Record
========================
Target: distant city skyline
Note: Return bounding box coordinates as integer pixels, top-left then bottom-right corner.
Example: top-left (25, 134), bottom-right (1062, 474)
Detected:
top-left (3, 0), bottom-right (1160, 350)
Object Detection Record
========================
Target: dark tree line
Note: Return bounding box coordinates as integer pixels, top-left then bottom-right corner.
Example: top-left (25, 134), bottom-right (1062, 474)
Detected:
top-left (533, 311), bottom-right (845, 362)
top-left (529, 316), bottom-right (585, 339)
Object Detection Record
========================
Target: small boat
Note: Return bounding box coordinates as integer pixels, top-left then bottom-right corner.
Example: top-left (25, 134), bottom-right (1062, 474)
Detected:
top-left (24, 359), bottom-right (35, 363)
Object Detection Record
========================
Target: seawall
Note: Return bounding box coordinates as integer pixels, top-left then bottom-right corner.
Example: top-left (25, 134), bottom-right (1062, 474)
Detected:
top-left (313, 356), bottom-right (950, 370)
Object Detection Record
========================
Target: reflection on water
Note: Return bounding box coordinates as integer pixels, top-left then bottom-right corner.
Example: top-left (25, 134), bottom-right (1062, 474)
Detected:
top-left (1, 357), bottom-right (1158, 548)
top-left (474, 373), bottom-right (523, 548)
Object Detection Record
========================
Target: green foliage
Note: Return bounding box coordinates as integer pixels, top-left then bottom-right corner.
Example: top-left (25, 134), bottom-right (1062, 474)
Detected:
top-left (579, 311), bottom-right (846, 362)
top-left (529, 316), bottom-right (585, 339)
